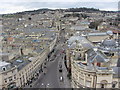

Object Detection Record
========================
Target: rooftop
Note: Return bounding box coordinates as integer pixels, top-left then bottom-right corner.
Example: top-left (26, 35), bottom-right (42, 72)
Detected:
top-left (88, 32), bottom-right (107, 36)
top-left (70, 26), bottom-right (89, 31)
top-left (68, 36), bottom-right (93, 49)
top-left (87, 48), bottom-right (109, 63)
top-left (12, 59), bottom-right (30, 71)
top-left (0, 61), bottom-right (10, 67)
top-left (24, 28), bottom-right (57, 34)
top-left (113, 67), bottom-right (120, 78)
top-left (11, 55), bottom-right (31, 71)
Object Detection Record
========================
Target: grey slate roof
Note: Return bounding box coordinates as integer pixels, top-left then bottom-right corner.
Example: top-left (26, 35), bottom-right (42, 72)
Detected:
top-left (98, 39), bottom-right (118, 52)
top-left (88, 32), bottom-right (107, 36)
top-left (87, 48), bottom-right (109, 63)
top-left (34, 47), bottom-right (43, 53)
top-left (11, 59), bottom-right (30, 71)
top-left (117, 57), bottom-right (120, 67)
top-left (102, 39), bottom-right (116, 47)
top-left (68, 36), bottom-right (93, 49)
top-left (113, 67), bottom-right (120, 78)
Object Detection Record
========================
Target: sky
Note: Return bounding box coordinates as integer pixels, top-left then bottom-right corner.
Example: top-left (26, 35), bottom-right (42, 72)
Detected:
top-left (0, 0), bottom-right (119, 14)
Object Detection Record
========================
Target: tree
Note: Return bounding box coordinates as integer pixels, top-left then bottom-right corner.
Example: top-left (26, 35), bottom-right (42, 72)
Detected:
top-left (89, 20), bottom-right (103, 30)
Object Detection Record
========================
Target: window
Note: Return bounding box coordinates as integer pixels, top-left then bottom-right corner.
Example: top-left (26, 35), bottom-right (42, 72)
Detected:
top-left (2, 67), bottom-right (6, 71)
top-left (79, 78), bottom-right (84, 85)
top-left (86, 80), bottom-right (91, 87)
top-left (14, 75), bottom-right (16, 79)
top-left (112, 84), bottom-right (116, 88)
top-left (9, 76), bottom-right (12, 81)
top-left (112, 81), bottom-right (117, 88)
top-left (100, 80), bottom-right (107, 88)
top-left (101, 84), bottom-right (104, 88)
top-left (4, 79), bottom-right (7, 83)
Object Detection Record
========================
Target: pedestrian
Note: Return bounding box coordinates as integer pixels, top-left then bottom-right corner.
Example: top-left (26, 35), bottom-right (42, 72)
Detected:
top-left (30, 85), bottom-right (32, 87)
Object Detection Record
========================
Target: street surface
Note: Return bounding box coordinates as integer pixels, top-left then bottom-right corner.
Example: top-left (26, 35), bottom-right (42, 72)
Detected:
top-left (32, 30), bottom-right (71, 88)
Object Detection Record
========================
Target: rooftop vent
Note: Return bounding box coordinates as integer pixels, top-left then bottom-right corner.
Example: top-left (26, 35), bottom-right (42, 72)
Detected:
top-left (16, 60), bottom-right (23, 63)
top-left (93, 47), bottom-right (98, 52)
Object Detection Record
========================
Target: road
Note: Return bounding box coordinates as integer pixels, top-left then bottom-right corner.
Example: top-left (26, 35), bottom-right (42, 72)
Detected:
top-left (33, 53), bottom-right (61, 88)
top-left (32, 29), bottom-right (70, 88)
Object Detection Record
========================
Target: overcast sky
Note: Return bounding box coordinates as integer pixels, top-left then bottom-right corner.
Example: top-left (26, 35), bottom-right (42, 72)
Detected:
top-left (0, 0), bottom-right (119, 14)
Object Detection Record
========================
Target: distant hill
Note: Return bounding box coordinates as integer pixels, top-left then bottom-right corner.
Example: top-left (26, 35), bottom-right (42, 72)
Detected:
top-left (65, 7), bottom-right (100, 12)
top-left (2, 8), bottom-right (55, 16)
top-left (2, 7), bottom-right (118, 16)
top-left (65, 7), bottom-right (117, 13)
top-left (16, 8), bottom-right (55, 15)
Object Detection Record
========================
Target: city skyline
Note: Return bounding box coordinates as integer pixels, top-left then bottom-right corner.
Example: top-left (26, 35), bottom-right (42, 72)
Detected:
top-left (0, 1), bottom-right (119, 88)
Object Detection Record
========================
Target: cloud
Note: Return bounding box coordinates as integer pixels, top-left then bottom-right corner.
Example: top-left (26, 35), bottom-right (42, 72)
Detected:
top-left (0, 0), bottom-right (119, 2)
top-left (0, 2), bottom-right (39, 14)
top-left (0, 1), bottom-right (119, 14)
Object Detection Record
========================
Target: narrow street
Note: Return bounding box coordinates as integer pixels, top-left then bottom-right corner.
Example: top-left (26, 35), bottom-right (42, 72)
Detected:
top-left (32, 30), bottom-right (71, 88)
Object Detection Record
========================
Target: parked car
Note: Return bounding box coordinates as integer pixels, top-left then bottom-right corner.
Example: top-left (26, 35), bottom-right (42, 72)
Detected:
top-left (59, 69), bottom-right (62, 72)
top-left (59, 76), bottom-right (63, 82)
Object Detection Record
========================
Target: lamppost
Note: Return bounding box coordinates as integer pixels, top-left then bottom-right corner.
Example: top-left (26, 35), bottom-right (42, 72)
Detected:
top-left (41, 83), bottom-right (50, 89)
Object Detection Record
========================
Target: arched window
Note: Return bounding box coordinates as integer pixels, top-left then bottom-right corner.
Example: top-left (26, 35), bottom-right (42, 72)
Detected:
top-left (112, 81), bottom-right (117, 88)
top-left (100, 80), bottom-right (108, 88)
top-left (101, 84), bottom-right (104, 88)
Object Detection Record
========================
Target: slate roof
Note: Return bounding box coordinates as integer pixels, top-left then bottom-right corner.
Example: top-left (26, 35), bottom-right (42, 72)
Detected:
top-left (34, 47), bottom-right (44, 53)
top-left (113, 67), bottom-right (120, 78)
top-left (67, 36), bottom-right (93, 50)
top-left (117, 57), bottom-right (120, 67)
top-left (98, 39), bottom-right (118, 52)
top-left (102, 39), bottom-right (116, 47)
top-left (12, 59), bottom-right (30, 71)
top-left (88, 32), bottom-right (107, 36)
top-left (87, 48), bottom-right (109, 63)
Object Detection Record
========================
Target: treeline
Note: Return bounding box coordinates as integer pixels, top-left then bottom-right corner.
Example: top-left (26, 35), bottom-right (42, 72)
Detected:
top-left (65, 7), bottom-right (100, 12)
top-left (63, 13), bottom-right (89, 19)
top-left (65, 7), bottom-right (117, 13)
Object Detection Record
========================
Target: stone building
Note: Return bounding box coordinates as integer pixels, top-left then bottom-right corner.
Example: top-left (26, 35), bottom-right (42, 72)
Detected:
top-left (66, 35), bottom-right (120, 88)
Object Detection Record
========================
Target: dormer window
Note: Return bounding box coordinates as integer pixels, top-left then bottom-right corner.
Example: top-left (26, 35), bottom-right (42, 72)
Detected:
top-left (2, 67), bottom-right (6, 71)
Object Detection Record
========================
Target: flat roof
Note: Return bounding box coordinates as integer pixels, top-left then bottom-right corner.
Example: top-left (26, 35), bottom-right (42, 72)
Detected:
top-left (88, 32), bottom-right (107, 36)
